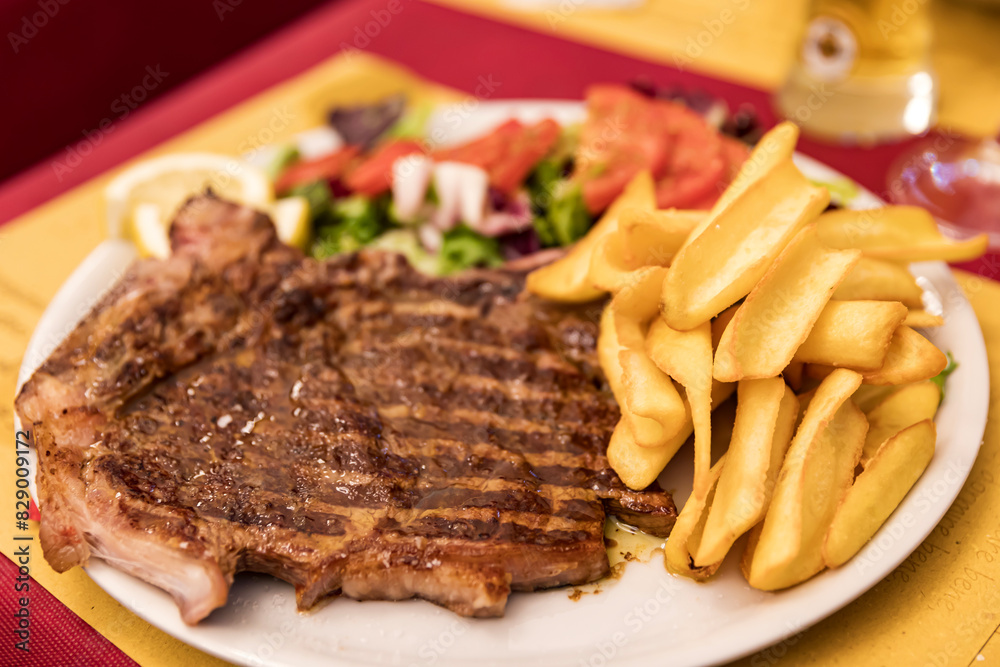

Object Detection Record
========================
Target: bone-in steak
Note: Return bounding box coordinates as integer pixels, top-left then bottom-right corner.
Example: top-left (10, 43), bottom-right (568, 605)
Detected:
top-left (15, 195), bottom-right (676, 624)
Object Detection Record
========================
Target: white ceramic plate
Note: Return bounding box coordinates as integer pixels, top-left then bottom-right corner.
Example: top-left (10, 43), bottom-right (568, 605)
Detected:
top-left (16, 101), bottom-right (989, 667)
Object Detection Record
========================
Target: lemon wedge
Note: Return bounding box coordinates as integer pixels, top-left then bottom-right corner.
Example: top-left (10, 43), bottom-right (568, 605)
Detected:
top-left (267, 196), bottom-right (311, 250)
top-left (131, 203), bottom-right (173, 258)
top-left (105, 152), bottom-right (274, 241)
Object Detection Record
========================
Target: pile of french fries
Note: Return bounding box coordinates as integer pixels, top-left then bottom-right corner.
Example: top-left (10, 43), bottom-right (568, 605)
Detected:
top-left (527, 122), bottom-right (987, 590)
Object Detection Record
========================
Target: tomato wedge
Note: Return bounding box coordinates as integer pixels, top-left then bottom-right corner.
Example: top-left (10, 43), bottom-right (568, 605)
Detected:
top-left (433, 118), bottom-right (561, 195)
top-left (490, 119), bottom-right (561, 194)
top-left (654, 103), bottom-right (725, 209)
top-left (574, 85), bottom-right (673, 213)
top-left (574, 85), bottom-right (747, 213)
top-left (275, 146), bottom-right (359, 194)
top-left (434, 119), bottom-right (519, 167)
top-left (345, 139), bottom-right (425, 196)
top-left (672, 136), bottom-right (750, 209)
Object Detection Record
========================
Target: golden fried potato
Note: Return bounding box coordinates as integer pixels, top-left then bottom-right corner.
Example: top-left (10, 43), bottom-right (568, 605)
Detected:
top-left (597, 307), bottom-right (626, 399)
top-left (695, 121), bottom-right (801, 235)
top-left (600, 268), bottom-right (688, 447)
top-left (851, 384), bottom-right (898, 412)
top-left (588, 233), bottom-right (633, 294)
top-left (619, 207), bottom-right (703, 267)
top-left (816, 206), bottom-right (988, 263)
top-left (861, 380), bottom-right (940, 464)
top-left (833, 257), bottom-right (924, 308)
top-left (713, 226), bottom-right (860, 381)
top-left (646, 318), bottom-right (714, 493)
top-left (824, 420), bottom-right (936, 567)
top-left (792, 300), bottom-right (908, 370)
top-left (611, 266), bottom-right (670, 346)
top-left (526, 171), bottom-right (655, 302)
top-left (589, 208), bottom-right (701, 292)
top-left (745, 369), bottom-right (867, 591)
top-left (598, 300), bottom-right (686, 446)
top-left (665, 455), bottom-right (728, 581)
top-left (858, 326), bottom-right (947, 385)
top-left (660, 150), bottom-right (829, 331)
top-left (606, 382), bottom-right (737, 491)
top-left (904, 309), bottom-right (945, 328)
top-left (697, 378), bottom-right (799, 566)
top-left (807, 326), bottom-right (947, 386)
top-left (619, 349), bottom-right (687, 447)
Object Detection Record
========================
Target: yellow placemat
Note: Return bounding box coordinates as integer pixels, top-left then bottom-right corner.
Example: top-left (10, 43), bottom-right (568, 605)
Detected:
top-left (2, 51), bottom-right (999, 667)
top-left (426, 0), bottom-right (1000, 138)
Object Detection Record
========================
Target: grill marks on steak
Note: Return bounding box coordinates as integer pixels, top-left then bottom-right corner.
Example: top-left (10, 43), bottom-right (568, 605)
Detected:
top-left (15, 195), bottom-right (676, 624)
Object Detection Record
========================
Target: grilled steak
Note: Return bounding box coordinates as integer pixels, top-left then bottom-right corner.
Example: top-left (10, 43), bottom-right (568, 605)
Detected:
top-left (15, 194), bottom-right (676, 624)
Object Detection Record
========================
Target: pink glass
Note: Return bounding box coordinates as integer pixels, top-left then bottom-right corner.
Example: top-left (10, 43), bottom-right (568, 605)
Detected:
top-left (887, 136), bottom-right (1000, 250)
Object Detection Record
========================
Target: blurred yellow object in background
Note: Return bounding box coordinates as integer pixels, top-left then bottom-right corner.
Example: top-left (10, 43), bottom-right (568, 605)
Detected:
top-left (430, 0), bottom-right (1000, 138)
top-left (775, 0), bottom-right (938, 142)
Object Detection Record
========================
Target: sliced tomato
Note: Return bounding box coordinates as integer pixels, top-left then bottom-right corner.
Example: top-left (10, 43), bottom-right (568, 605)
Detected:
top-left (654, 102), bottom-right (726, 209)
top-left (275, 146), bottom-right (359, 194)
top-left (574, 85), bottom-right (745, 213)
top-left (574, 85), bottom-right (673, 213)
top-left (667, 137), bottom-right (750, 209)
top-left (345, 139), bottom-right (425, 196)
top-left (432, 119), bottom-right (560, 194)
top-left (433, 119), bottom-right (521, 167)
top-left (489, 118), bottom-right (561, 194)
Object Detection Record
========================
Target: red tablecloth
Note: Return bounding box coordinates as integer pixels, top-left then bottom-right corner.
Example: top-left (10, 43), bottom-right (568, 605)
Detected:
top-left (0, 0), bottom-right (939, 229)
top-left (1, 1), bottom-right (993, 665)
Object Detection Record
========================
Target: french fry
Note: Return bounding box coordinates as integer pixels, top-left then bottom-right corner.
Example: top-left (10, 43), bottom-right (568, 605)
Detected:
top-left (861, 380), bottom-right (940, 464)
top-left (851, 384), bottom-right (898, 412)
top-left (526, 171), bottom-right (656, 302)
top-left (536, 122), bottom-right (953, 587)
top-left (599, 300), bottom-right (687, 446)
top-left (597, 307), bottom-right (626, 399)
top-left (816, 206), bottom-right (988, 263)
top-left (590, 209), bottom-right (702, 292)
top-left (713, 226), bottom-right (860, 381)
top-left (660, 151), bottom-right (830, 331)
top-left (587, 234), bottom-right (639, 294)
top-left (619, 207), bottom-right (703, 267)
top-left (611, 266), bottom-right (670, 346)
top-left (833, 256), bottom-right (924, 308)
top-left (792, 300), bottom-right (908, 371)
top-left (745, 369), bottom-right (867, 591)
top-left (857, 326), bottom-right (947, 385)
top-left (646, 318), bottom-right (714, 494)
top-left (824, 420), bottom-right (936, 567)
top-left (619, 349), bottom-right (688, 447)
top-left (601, 268), bottom-right (687, 446)
top-left (904, 309), bottom-right (945, 328)
top-left (665, 455), bottom-right (728, 581)
top-left (806, 326), bottom-right (948, 386)
top-left (607, 382), bottom-right (737, 491)
top-left (697, 378), bottom-right (799, 566)
top-left (588, 233), bottom-right (631, 293)
top-left (684, 121), bottom-right (801, 244)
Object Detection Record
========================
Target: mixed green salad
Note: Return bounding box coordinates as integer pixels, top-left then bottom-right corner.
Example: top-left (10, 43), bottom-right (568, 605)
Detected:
top-left (268, 84), bottom-right (758, 274)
